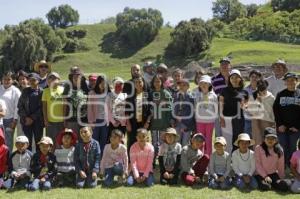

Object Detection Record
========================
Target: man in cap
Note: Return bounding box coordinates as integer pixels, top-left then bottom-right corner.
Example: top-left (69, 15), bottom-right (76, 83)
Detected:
top-left (265, 59), bottom-right (288, 97)
top-left (211, 57), bottom-right (231, 137)
top-left (18, 73), bottom-right (44, 151)
top-left (143, 61), bottom-right (156, 85)
top-left (33, 60), bottom-right (51, 89)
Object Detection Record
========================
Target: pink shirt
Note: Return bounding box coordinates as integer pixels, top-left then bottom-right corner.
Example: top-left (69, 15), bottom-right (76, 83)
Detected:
top-left (100, 143), bottom-right (128, 174)
top-left (290, 150), bottom-right (300, 174)
top-left (255, 145), bottom-right (285, 179)
top-left (130, 142), bottom-right (154, 178)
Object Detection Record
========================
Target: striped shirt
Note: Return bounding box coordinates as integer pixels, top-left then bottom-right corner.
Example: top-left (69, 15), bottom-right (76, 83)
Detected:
top-left (212, 73), bottom-right (227, 95)
top-left (54, 146), bottom-right (75, 173)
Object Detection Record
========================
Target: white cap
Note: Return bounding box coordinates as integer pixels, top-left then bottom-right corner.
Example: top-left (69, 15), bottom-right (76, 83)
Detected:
top-left (230, 69), bottom-right (241, 77)
top-left (15, 136), bottom-right (29, 144)
top-left (113, 77), bottom-right (124, 84)
top-left (199, 75), bottom-right (212, 84)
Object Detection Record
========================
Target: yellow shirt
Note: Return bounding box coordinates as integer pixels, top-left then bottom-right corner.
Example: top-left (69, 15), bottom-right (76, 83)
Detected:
top-left (42, 86), bottom-right (64, 123)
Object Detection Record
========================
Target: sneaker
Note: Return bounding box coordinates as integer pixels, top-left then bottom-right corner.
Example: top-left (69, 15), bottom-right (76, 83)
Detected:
top-left (202, 173), bottom-right (209, 185)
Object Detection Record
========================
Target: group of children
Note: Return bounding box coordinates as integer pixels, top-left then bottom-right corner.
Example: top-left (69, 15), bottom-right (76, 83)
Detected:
top-left (0, 125), bottom-right (299, 193)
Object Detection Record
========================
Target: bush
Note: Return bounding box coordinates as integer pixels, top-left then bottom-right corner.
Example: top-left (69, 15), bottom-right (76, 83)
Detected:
top-left (66, 29), bottom-right (87, 39)
top-left (168, 18), bottom-right (211, 56)
top-left (0, 19), bottom-right (62, 71)
top-left (116, 7), bottom-right (163, 47)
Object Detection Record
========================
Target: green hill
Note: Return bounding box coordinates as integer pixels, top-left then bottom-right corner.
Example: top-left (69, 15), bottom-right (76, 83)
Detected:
top-left (2, 23), bottom-right (300, 79)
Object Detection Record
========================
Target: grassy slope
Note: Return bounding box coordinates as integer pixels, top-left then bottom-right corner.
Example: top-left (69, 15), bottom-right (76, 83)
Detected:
top-left (52, 24), bottom-right (173, 79)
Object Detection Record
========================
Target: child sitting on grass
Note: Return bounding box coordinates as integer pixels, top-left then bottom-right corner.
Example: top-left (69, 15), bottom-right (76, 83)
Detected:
top-left (290, 139), bottom-right (300, 193)
top-left (74, 127), bottom-right (100, 188)
top-left (232, 133), bottom-right (258, 190)
top-left (28, 137), bottom-right (57, 191)
top-left (181, 133), bottom-right (209, 186)
top-left (100, 129), bottom-right (128, 186)
top-left (254, 127), bottom-right (289, 192)
top-left (208, 136), bottom-right (232, 190)
top-left (158, 128), bottom-right (182, 185)
top-left (5, 136), bottom-right (32, 189)
top-left (127, 128), bottom-right (155, 187)
top-left (54, 128), bottom-right (77, 187)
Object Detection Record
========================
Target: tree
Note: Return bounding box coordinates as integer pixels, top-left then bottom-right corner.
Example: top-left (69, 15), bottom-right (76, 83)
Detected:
top-left (246, 4), bottom-right (259, 17)
top-left (0, 19), bottom-right (62, 72)
top-left (271, 0), bottom-right (300, 12)
top-left (116, 7), bottom-right (163, 47)
top-left (212, 0), bottom-right (247, 23)
top-left (168, 18), bottom-right (211, 56)
top-left (46, 4), bottom-right (79, 29)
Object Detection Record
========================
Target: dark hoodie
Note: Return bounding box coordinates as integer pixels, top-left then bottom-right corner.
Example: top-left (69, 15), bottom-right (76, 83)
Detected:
top-left (0, 128), bottom-right (9, 175)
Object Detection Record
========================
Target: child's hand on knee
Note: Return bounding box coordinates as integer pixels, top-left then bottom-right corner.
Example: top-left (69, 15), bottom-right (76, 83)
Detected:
top-left (163, 172), bottom-right (170, 179)
top-left (79, 170), bottom-right (87, 179)
top-left (92, 172), bottom-right (97, 180)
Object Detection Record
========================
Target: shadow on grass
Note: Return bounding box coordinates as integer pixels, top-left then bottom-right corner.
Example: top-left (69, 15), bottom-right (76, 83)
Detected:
top-left (99, 32), bottom-right (143, 59)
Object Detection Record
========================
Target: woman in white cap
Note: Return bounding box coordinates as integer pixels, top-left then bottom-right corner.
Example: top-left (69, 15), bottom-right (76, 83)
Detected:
top-left (106, 77), bottom-right (127, 137)
top-left (193, 75), bottom-right (218, 156)
top-left (219, 69), bottom-right (249, 152)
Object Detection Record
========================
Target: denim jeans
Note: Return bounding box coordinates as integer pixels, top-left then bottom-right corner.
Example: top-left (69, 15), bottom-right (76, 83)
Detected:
top-left (234, 175), bottom-right (258, 190)
top-left (244, 119), bottom-right (252, 137)
top-left (3, 118), bottom-right (15, 152)
top-left (28, 179), bottom-right (51, 191)
top-left (46, 122), bottom-right (64, 147)
top-left (104, 163), bottom-right (124, 186)
top-left (291, 179), bottom-right (300, 193)
top-left (277, 130), bottom-right (300, 166)
top-left (127, 172), bottom-right (154, 187)
top-left (208, 176), bottom-right (232, 190)
top-left (76, 173), bottom-right (97, 188)
top-left (175, 122), bottom-right (191, 147)
top-left (92, 119), bottom-right (109, 160)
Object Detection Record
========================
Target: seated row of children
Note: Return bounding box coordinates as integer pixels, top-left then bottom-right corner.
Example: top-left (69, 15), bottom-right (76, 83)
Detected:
top-left (0, 126), bottom-right (299, 193)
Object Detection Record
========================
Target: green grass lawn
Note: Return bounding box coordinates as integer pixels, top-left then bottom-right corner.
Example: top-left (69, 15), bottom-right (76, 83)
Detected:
top-left (50, 24), bottom-right (300, 80)
top-left (0, 184), bottom-right (299, 199)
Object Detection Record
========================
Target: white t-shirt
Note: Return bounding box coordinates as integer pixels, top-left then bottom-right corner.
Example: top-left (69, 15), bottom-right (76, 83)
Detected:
top-left (0, 99), bottom-right (7, 125)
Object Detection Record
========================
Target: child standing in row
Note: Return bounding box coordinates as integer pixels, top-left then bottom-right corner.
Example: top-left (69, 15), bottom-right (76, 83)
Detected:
top-left (232, 133), bottom-right (257, 190)
top-left (290, 139), bottom-right (300, 193)
top-left (54, 128), bottom-right (77, 187)
top-left (74, 127), bottom-right (100, 188)
top-left (194, 75), bottom-right (218, 156)
top-left (5, 136), bottom-right (32, 189)
top-left (172, 79), bottom-right (195, 147)
top-left (28, 137), bottom-right (57, 191)
top-left (127, 128), bottom-right (154, 187)
top-left (158, 128), bottom-right (181, 185)
top-left (181, 133), bottom-right (209, 186)
top-left (208, 137), bottom-right (232, 189)
top-left (100, 129), bottom-right (128, 186)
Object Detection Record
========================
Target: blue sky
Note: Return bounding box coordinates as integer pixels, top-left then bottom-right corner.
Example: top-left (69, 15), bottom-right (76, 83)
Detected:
top-left (0, 0), bottom-right (267, 28)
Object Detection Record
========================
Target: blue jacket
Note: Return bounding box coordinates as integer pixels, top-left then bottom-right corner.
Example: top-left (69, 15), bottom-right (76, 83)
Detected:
top-left (74, 139), bottom-right (100, 173)
top-left (172, 91), bottom-right (195, 131)
top-left (30, 152), bottom-right (57, 181)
